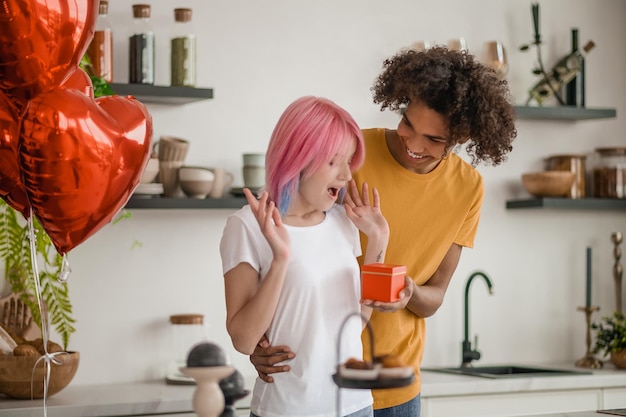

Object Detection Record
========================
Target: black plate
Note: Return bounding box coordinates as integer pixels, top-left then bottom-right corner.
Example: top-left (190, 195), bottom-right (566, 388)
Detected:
top-left (230, 186), bottom-right (263, 197)
top-left (230, 187), bottom-right (245, 197)
top-left (332, 373), bottom-right (415, 389)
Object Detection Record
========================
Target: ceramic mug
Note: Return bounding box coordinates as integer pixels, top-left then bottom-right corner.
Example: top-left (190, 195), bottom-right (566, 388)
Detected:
top-left (243, 165), bottom-right (265, 190)
top-left (208, 168), bottom-right (235, 198)
top-left (242, 153), bottom-right (265, 167)
top-left (156, 136), bottom-right (190, 162)
top-left (160, 161), bottom-right (184, 197)
top-left (242, 153), bottom-right (265, 190)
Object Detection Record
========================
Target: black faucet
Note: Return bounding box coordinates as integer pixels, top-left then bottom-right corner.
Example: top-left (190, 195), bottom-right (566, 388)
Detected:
top-left (461, 271), bottom-right (494, 368)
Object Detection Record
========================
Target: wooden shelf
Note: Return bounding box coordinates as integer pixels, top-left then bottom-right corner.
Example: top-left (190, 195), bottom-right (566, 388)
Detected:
top-left (506, 197), bottom-right (626, 210)
top-left (514, 106), bottom-right (616, 120)
top-left (125, 196), bottom-right (245, 209)
top-left (109, 83), bottom-right (213, 105)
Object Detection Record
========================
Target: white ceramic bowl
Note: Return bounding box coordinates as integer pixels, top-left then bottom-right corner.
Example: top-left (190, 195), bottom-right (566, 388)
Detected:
top-left (178, 166), bottom-right (215, 182)
top-left (180, 179), bottom-right (214, 198)
top-left (140, 158), bottom-right (160, 184)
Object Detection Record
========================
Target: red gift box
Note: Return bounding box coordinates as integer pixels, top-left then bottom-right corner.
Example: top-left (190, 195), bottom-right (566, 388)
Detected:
top-left (361, 263), bottom-right (407, 302)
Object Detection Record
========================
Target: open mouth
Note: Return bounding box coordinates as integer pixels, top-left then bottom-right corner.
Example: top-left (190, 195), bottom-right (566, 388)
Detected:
top-left (406, 148), bottom-right (426, 159)
top-left (328, 187), bottom-right (340, 199)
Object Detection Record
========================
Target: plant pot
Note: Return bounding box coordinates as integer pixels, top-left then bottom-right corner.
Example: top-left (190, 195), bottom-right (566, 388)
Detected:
top-left (0, 351), bottom-right (80, 399)
top-left (610, 349), bottom-right (626, 369)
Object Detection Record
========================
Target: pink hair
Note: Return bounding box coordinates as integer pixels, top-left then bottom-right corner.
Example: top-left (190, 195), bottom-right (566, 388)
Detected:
top-left (265, 96), bottom-right (365, 214)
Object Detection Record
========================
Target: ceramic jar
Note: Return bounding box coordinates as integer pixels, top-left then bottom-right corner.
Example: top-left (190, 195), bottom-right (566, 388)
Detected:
top-left (546, 154), bottom-right (587, 199)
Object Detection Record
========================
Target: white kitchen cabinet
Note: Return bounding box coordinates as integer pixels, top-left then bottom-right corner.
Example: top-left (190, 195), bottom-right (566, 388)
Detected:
top-left (421, 388), bottom-right (602, 417)
top-left (603, 387), bottom-right (626, 409)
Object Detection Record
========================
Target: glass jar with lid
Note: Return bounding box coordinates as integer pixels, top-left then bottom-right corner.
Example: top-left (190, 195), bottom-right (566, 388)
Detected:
top-left (170, 8), bottom-right (196, 87)
top-left (86, 0), bottom-right (113, 82)
top-left (167, 313), bottom-right (206, 383)
top-left (593, 147), bottom-right (626, 199)
top-left (546, 154), bottom-right (587, 199)
top-left (129, 4), bottom-right (155, 84)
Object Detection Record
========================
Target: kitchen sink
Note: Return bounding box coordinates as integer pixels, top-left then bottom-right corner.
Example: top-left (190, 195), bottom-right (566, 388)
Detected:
top-left (422, 365), bottom-right (593, 379)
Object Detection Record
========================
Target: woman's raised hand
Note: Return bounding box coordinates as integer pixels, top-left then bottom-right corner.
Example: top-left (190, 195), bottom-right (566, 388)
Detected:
top-left (343, 180), bottom-right (389, 239)
top-left (244, 188), bottom-right (290, 260)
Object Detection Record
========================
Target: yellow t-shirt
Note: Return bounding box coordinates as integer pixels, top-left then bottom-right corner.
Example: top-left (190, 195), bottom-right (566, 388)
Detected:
top-left (354, 128), bottom-right (484, 409)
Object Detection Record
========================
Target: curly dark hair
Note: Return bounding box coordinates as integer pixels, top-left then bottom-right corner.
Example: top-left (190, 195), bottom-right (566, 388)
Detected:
top-left (372, 47), bottom-right (517, 166)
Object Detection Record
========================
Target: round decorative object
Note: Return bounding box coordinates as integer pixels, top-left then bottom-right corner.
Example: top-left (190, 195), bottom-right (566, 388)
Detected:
top-left (0, 351), bottom-right (80, 399)
top-left (186, 342), bottom-right (228, 368)
top-left (610, 349), bottom-right (626, 369)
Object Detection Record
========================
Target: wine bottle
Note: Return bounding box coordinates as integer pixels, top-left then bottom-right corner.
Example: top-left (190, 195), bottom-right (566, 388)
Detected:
top-left (527, 39), bottom-right (595, 106)
top-left (565, 28), bottom-right (585, 107)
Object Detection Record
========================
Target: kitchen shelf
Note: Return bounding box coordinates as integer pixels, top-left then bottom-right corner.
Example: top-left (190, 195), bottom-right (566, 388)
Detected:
top-left (514, 105), bottom-right (616, 121)
top-left (125, 196), bottom-right (245, 209)
top-left (506, 197), bottom-right (626, 210)
top-left (109, 83), bottom-right (213, 105)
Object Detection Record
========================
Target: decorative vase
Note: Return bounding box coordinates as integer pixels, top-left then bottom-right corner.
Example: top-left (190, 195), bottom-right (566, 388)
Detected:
top-left (179, 366), bottom-right (234, 417)
top-left (610, 349), bottom-right (626, 369)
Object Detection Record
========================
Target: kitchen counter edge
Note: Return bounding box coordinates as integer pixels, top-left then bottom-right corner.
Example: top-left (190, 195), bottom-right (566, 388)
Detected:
top-left (0, 364), bottom-right (625, 417)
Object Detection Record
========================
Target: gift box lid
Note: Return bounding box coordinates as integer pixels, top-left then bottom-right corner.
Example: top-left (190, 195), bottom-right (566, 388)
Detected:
top-left (361, 263), bottom-right (407, 275)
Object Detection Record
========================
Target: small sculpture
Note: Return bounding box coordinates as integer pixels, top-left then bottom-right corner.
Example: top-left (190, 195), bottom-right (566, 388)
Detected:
top-left (179, 342), bottom-right (234, 417)
top-left (612, 232), bottom-right (623, 315)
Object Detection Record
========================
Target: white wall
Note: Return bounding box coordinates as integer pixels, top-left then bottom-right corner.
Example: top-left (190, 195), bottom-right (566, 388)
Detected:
top-left (39, 0), bottom-right (626, 385)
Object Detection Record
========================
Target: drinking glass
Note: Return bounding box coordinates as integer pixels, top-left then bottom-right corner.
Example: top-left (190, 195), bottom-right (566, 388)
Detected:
top-left (485, 40), bottom-right (508, 78)
top-left (447, 38), bottom-right (468, 52)
top-left (410, 40), bottom-right (432, 52)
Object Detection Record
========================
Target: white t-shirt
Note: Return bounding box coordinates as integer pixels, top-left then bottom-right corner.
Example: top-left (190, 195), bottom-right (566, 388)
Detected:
top-left (220, 204), bottom-right (372, 417)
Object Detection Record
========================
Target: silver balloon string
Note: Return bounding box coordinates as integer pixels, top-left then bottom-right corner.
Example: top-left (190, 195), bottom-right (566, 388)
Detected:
top-left (26, 210), bottom-right (68, 416)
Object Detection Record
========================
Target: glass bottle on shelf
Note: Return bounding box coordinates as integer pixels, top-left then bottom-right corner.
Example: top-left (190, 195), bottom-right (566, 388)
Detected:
top-left (170, 8), bottom-right (197, 87)
top-left (565, 28), bottom-right (586, 107)
top-left (86, 0), bottom-right (113, 83)
top-left (527, 39), bottom-right (595, 106)
top-left (129, 4), bottom-right (155, 84)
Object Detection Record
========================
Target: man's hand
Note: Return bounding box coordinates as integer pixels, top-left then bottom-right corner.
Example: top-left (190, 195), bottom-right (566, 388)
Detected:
top-left (249, 335), bottom-right (295, 383)
top-left (362, 276), bottom-right (414, 312)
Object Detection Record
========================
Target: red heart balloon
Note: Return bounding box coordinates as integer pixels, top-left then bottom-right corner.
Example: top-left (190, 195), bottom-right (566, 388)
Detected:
top-left (0, 0), bottom-right (98, 104)
top-left (0, 90), bottom-right (30, 217)
top-left (62, 67), bottom-right (94, 97)
top-left (20, 87), bottom-right (153, 254)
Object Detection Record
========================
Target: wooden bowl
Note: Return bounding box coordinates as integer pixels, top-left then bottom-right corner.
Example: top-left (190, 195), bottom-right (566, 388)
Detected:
top-left (0, 351), bottom-right (79, 399)
top-left (521, 171), bottom-right (576, 197)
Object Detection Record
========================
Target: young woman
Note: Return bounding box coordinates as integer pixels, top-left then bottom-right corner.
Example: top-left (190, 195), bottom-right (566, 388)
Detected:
top-left (220, 96), bottom-right (390, 417)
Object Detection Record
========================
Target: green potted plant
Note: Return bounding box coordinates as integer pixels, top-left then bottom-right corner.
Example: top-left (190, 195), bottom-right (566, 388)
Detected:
top-left (592, 311), bottom-right (626, 369)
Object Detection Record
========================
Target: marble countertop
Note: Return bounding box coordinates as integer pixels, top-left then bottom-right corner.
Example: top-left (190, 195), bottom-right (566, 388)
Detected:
top-left (0, 363), bottom-right (623, 417)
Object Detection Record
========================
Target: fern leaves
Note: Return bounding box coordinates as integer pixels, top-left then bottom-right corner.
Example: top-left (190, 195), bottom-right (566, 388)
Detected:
top-left (0, 201), bottom-right (75, 350)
